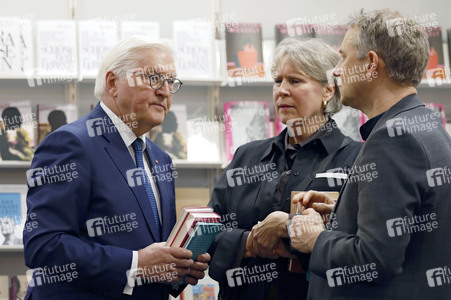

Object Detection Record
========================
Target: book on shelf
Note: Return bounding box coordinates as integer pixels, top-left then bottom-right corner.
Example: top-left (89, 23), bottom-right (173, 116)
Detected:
top-left (424, 27), bottom-right (446, 80)
top-left (37, 103), bottom-right (78, 145)
top-left (10, 275), bottom-right (28, 300)
top-left (119, 21), bottom-right (160, 40)
top-left (225, 23), bottom-right (265, 78)
top-left (36, 20), bottom-right (77, 77)
top-left (177, 270), bottom-right (219, 300)
top-left (149, 104), bottom-right (187, 160)
top-left (0, 17), bottom-right (33, 77)
top-left (78, 20), bottom-right (118, 77)
top-left (0, 275), bottom-right (8, 300)
top-left (0, 101), bottom-right (35, 161)
top-left (313, 24), bottom-right (347, 52)
top-left (425, 102), bottom-right (446, 127)
top-left (288, 190), bottom-right (339, 273)
top-left (0, 185), bottom-right (27, 248)
top-left (173, 20), bottom-right (214, 79)
top-left (186, 118), bottom-right (222, 162)
top-left (224, 101), bottom-right (271, 161)
top-left (165, 207), bottom-right (219, 249)
top-left (275, 23), bottom-right (314, 45)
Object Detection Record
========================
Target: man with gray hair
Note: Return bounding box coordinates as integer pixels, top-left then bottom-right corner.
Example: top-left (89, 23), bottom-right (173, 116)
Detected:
top-left (288, 9), bottom-right (451, 299)
top-left (24, 36), bottom-right (210, 299)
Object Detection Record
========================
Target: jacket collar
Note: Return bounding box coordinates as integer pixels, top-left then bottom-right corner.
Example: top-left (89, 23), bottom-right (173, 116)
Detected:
top-left (261, 119), bottom-right (351, 161)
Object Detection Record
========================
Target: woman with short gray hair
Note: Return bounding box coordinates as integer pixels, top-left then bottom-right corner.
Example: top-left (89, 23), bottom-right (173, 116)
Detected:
top-left (208, 37), bottom-right (362, 300)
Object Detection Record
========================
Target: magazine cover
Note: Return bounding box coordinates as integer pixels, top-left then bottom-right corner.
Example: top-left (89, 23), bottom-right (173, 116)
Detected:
top-left (173, 20), bottom-right (214, 79)
top-left (224, 101), bottom-right (271, 161)
top-left (0, 185), bottom-right (27, 248)
top-left (37, 104), bottom-right (77, 145)
top-left (424, 27), bottom-right (446, 80)
top-left (425, 102), bottom-right (446, 127)
top-left (314, 24), bottom-right (347, 52)
top-left (225, 23), bottom-right (265, 78)
top-left (0, 101), bottom-right (35, 161)
top-left (78, 20), bottom-right (118, 77)
top-left (0, 17), bottom-right (33, 76)
top-left (149, 104), bottom-right (188, 160)
top-left (275, 23), bottom-right (314, 45)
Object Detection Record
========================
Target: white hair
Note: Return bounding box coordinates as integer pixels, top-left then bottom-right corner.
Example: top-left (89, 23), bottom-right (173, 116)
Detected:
top-left (94, 36), bottom-right (173, 100)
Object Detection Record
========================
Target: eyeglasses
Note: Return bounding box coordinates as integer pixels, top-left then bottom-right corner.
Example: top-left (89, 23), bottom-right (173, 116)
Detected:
top-left (131, 73), bottom-right (183, 94)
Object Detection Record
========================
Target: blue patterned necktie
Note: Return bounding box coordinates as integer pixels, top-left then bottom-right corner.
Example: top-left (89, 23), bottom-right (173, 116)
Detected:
top-left (132, 138), bottom-right (161, 239)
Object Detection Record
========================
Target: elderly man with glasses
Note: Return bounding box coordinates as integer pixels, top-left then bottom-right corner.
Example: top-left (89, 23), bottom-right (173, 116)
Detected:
top-left (23, 36), bottom-right (209, 300)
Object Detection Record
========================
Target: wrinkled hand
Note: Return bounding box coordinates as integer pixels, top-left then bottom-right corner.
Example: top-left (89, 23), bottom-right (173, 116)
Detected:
top-left (288, 209), bottom-right (325, 253)
top-left (185, 253), bottom-right (211, 285)
top-left (293, 191), bottom-right (335, 224)
top-left (137, 242), bottom-right (194, 283)
top-left (246, 212), bottom-right (289, 259)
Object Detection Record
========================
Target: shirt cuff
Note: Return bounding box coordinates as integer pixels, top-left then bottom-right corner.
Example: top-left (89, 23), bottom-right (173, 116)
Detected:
top-left (123, 251), bottom-right (138, 295)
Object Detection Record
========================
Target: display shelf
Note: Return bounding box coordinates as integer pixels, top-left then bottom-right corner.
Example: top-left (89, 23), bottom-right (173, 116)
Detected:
top-left (0, 161), bottom-right (31, 169)
top-left (173, 160), bottom-right (226, 169)
top-left (0, 246), bottom-right (24, 252)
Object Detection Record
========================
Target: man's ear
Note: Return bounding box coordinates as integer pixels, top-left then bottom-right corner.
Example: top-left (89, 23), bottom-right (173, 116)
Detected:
top-left (105, 71), bottom-right (118, 97)
top-left (367, 51), bottom-right (379, 73)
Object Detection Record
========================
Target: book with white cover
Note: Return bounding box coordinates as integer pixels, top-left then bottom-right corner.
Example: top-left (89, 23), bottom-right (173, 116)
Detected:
top-left (119, 21), bottom-right (159, 40)
top-left (78, 20), bottom-right (118, 77)
top-left (173, 20), bottom-right (214, 78)
top-left (36, 20), bottom-right (77, 77)
top-left (0, 185), bottom-right (27, 248)
top-left (0, 17), bottom-right (33, 76)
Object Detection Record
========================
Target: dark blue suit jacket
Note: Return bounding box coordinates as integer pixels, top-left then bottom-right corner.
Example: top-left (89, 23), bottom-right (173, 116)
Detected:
top-left (24, 103), bottom-right (178, 299)
top-left (308, 95), bottom-right (451, 299)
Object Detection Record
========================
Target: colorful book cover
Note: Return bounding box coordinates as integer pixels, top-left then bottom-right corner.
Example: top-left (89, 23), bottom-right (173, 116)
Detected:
top-left (173, 20), bottom-right (214, 78)
top-left (0, 101), bottom-right (35, 161)
top-left (224, 101), bottom-right (271, 161)
top-left (0, 185), bottom-right (27, 247)
top-left (37, 103), bottom-right (77, 145)
top-left (313, 24), bottom-right (347, 52)
top-left (425, 103), bottom-right (446, 127)
top-left (424, 27), bottom-right (445, 79)
top-left (78, 20), bottom-right (118, 77)
top-left (0, 17), bottom-right (33, 76)
top-left (225, 23), bottom-right (265, 78)
top-left (10, 275), bottom-right (28, 300)
top-left (149, 104), bottom-right (188, 160)
top-left (192, 284), bottom-right (216, 300)
top-left (275, 23), bottom-right (314, 45)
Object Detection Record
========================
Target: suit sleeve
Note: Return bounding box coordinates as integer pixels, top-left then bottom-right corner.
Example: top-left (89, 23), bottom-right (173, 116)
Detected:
top-left (309, 127), bottom-right (428, 283)
top-left (23, 130), bottom-right (132, 298)
top-left (207, 147), bottom-right (249, 283)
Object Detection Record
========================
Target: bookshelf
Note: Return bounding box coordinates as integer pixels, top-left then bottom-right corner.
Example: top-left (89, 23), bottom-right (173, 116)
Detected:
top-left (1, 1), bottom-right (451, 295)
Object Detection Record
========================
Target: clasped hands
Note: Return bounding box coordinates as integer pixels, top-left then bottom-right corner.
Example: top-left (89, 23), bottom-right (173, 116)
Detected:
top-left (245, 191), bottom-right (335, 257)
top-left (137, 243), bottom-right (210, 286)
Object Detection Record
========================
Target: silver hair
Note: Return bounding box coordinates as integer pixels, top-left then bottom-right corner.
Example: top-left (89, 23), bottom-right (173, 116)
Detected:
top-left (347, 9), bottom-right (429, 87)
top-left (271, 38), bottom-right (342, 115)
top-left (94, 36), bottom-right (173, 100)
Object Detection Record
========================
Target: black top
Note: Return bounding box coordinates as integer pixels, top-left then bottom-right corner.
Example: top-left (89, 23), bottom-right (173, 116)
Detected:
top-left (208, 119), bottom-right (362, 300)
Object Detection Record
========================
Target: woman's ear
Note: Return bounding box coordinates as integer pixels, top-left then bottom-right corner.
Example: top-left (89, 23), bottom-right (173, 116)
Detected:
top-left (323, 83), bottom-right (335, 102)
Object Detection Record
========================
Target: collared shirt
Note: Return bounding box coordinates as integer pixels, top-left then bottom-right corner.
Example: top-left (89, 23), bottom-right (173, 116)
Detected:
top-left (359, 112), bottom-right (385, 141)
top-left (100, 101), bottom-right (161, 296)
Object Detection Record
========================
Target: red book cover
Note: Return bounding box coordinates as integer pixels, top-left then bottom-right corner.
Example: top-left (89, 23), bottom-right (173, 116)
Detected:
top-left (226, 23), bottom-right (265, 78)
top-left (423, 27), bottom-right (445, 79)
